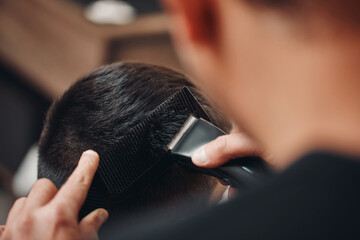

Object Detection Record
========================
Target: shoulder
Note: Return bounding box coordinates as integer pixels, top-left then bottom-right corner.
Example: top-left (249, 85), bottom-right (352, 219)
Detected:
top-left (104, 152), bottom-right (360, 240)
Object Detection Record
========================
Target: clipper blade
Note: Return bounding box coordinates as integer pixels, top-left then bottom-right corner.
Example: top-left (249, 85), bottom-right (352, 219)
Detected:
top-left (167, 115), bottom-right (197, 153)
top-left (167, 115), bottom-right (225, 158)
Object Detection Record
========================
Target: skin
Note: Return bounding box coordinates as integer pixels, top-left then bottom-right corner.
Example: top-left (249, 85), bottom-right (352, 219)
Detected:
top-left (2, 0), bottom-right (360, 238)
top-left (161, 0), bottom-right (360, 169)
top-left (0, 150), bottom-right (108, 240)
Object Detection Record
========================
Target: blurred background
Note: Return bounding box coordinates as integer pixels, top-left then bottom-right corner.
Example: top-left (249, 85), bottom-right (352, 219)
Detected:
top-left (0, 0), bottom-right (182, 224)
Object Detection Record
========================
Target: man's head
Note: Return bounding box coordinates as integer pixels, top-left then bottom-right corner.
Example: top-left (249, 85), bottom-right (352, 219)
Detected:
top-left (162, 0), bottom-right (360, 166)
top-left (38, 62), bottom-right (230, 218)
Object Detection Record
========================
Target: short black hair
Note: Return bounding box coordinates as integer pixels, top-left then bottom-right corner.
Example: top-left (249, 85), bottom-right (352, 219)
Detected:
top-left (38, 62), bottom-right (230, 219)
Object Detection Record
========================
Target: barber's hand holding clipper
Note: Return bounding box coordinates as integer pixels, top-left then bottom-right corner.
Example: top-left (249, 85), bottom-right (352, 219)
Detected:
top-left (0, 150), bottom-right (108, 240)
top-left (192, 127), bottom-right (270, 196)
top-left (192, 126), bottom-right (269, 168)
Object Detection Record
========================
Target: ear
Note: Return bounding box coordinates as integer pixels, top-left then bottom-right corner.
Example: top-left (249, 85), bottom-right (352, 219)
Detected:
top-left (161, 0), bottom-right (220, 51)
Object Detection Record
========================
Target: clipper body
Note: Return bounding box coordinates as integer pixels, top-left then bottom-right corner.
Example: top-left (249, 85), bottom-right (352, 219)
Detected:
top-left (167, 115), bottom-right (269, 188)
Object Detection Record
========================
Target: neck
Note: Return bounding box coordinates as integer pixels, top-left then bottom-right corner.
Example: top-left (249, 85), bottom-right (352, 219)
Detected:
top-left (268, 31), bottom-right (360, 169)
top-left (273, 114), bottom-right (360, 169)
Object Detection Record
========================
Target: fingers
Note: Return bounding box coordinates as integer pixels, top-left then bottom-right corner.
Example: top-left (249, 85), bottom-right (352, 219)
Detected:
top-left (53, 150), bottom-right (99, 214)
top-left (6, 197), bottom-right (27, 224)
top-left (80, 208), bottom-right (108, 234)
top-left (192, 132), bottom-right (261, 168)
top-left (26, 178), bottom-right (58, 209)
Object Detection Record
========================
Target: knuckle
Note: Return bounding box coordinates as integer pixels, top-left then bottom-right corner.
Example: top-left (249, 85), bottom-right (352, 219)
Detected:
top-left (76, 174), bottom-right (88, 186)
top-left (37, 178), bottom-right (54, 187)
top-left (213, 136), bottom-right (228, 155)
top-left (73, 175), bottom-right (91, 193)
top-left (18, 213), bottom-right (34, 230)
top-left (45, 206), bottom-right (69, 226)
top-left (35, 178), bottom-right (49, 185)
top-left (14, 197), bottom-right (26, 206)
top-left (36, 178), bottom-right (57, 192)
top-left (237, 133), bottom-right (252, 145)
top-left (89, 214), bottom-right (101, 230)
top-left (52, 203), bottom-right (67, 217)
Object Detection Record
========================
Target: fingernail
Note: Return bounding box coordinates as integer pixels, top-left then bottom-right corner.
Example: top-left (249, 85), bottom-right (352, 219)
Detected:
top-left (99, 209), bottom-right (109, 224)
top-left (81, 150), bottom-right (99, 165)
top-left (192, 146), bottom-right (207, 165)
top-left (84, 150), bottom-right (98, 158)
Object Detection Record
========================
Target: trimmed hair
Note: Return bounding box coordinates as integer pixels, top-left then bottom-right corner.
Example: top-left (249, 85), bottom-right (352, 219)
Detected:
top-left (38, 62), bottom-right (230, 218)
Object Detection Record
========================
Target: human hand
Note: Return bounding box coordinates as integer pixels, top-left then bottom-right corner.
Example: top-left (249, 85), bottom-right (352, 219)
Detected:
top-left (0, 150), bottom-right (108, 240)
top-left (192, 127), bottom-right (268, 168)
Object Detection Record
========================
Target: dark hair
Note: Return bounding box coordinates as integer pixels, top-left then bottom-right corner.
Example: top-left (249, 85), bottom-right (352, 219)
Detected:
top-left (38, 62), bottom-right (230, 219)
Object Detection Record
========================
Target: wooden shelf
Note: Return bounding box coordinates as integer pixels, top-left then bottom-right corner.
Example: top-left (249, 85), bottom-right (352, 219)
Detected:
top-left (0, 0), bottom-right (180, 99)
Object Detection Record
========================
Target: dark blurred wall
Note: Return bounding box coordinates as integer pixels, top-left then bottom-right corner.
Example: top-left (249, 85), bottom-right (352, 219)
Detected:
top-left (0, 62), bottom-right (49, 182)
top-left (0, 0), bottom-right (180, 99)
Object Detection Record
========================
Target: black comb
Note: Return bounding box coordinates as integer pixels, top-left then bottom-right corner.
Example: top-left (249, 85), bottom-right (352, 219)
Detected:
top-left (88, 87), bottom-right (212, 209)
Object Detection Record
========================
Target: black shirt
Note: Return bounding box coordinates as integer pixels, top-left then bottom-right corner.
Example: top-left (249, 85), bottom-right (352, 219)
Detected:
top-left (104, 152), bottom-right (360, 239)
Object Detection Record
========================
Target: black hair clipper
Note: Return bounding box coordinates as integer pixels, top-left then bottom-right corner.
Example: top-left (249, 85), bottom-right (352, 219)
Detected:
top-left (167, 115), bottom-right (269, 189)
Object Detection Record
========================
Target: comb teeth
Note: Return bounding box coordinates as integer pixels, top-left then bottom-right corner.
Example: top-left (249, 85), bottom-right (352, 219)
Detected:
top-left (145, 87), bottom-right (210, 123)
top-left (88, 87), bottom-right (213, 209)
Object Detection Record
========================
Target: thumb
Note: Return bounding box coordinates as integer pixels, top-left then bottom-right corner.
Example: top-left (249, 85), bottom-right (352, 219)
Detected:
top-left (80, 208), bottom-right (109, 235)
top-left (192, 132), bottom-right (261, 168)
